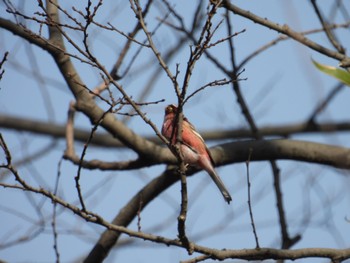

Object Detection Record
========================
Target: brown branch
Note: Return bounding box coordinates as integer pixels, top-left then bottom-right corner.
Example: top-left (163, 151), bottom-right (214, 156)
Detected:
top-left (245, 148), bottom-right (260, 249)
top-left (64, 154), bottom-right (156, 170)
top-left (82, 162), bottom-right (350, 262)
top-left (109, 0), bottom-right (154, 79)
top-left (2, 114), bottom-right (350, 166)
top-left (237, 21), bottom-right (350, 70)
top-left (2, 163), bottom-right (349, 263)
top-left (1, 0), bottom-right (171, 179)
top-left (222, 1), bottom-right (350, 67)
top-left (178, 1), bottom-right (224, 105)
top-left (62, 102), bottom-right (160, 170)
top-left (310, 0), bottom-right (345, 54)
top-left (0, 17), bottom-right (62, 54)
top-left (215, 139), bottom-right (350, 170)
top-left (0, 51), bottom-right (9, 80)
top-left (52, 158), bottom-right (62, 263)
top-left (2, 134), bottom-right (350, 262)
top-left (177, 161), bottom-right (192, 253)
top-left (65, 138), bottom-right (350, 171)
top-left (46, 0), bottom-right (64, 46)
top-left (3, 2), bottom-right (162, 160)
top-left (130, 0), bottom-right (179, 92)
top-left (2, 160), bottom-right (350, 263)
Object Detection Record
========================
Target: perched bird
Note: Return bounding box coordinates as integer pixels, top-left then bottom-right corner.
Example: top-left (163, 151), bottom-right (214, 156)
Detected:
top-left (161, 104), bottom-right (232, 204)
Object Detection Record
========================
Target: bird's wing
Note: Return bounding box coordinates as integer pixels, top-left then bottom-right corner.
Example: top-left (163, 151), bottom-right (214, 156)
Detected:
top-left (180, 119), bottom-right (214, 161)
top-left (186, 118), bottom-right (217, 165)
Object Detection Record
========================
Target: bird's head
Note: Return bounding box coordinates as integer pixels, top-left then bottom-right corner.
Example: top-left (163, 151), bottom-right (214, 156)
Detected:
top-left (165, 104), bottom-right (178, 115)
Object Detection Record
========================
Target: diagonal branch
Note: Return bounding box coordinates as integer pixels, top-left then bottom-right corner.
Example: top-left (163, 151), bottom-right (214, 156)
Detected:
top-left (222, 1), bottom-right (350, 67)
top-left (310, 0), bottom-right (345, 54)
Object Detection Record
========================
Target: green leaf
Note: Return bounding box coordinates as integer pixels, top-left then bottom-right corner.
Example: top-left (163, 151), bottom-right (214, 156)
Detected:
top-left (312, 59), bottom-right (350, 86)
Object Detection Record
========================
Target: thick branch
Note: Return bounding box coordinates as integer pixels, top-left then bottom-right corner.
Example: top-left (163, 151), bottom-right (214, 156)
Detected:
top-left (1, 115), bottom-right (350, 170)
top-left (204, 247), bottom-right (350, 261)
top-left (216, 139), bottom-right (350, 170)
top-left (1, 114), bottom-right (350, 147)
top-left (0, 17), bottom-right (62, 53)
top-left (62, 138), bottom-right (350, 171)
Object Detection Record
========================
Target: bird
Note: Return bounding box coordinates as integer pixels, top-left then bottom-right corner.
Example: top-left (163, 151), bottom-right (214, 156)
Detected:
top-left (161, 104), bottom-right (232, 204)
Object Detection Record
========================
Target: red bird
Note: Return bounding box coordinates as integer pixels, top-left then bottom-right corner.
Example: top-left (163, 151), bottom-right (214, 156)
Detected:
top-left (161, 104), bottom-right (232, 204)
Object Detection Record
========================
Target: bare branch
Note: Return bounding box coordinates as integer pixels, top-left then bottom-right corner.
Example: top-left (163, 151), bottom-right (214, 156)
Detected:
top-left (0, 51), bottom-right (9, 81)
top-left (245, 148), bottom-right (260, 249)
top-left (310, 0), bottom-right (345, 54)
top-left (222, 1), bottom-right (350, 67)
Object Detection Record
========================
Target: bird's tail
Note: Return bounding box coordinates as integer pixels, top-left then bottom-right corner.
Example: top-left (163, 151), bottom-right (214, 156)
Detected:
top-left (207, 168), bottom-right (232, 204)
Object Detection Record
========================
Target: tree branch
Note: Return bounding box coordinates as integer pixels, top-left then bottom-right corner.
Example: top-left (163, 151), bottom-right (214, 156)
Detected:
top-left (1, 114), bottom-right (350, 147)
top-left (222, 1), bottom-right (350, 67)
top-left (215, 139), bottom-right (350, 170)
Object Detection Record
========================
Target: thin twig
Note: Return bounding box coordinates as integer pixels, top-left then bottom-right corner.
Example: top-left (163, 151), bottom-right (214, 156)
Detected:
top-left (130, 0), bottom-right (179, 90)
top-left (308, 83), bottom-right (345, 123)
top-left (246, 148), bottom-right (260, 249)
top-left (181, 254), bottom-right (210, 263)
top-left (52, 157), bottom-right (63, 263)
top-left (0, 51), bottom-right (9, 81)
top-left (180, 2), bottom-right (222, 104)
top-left (137, 193), bottom-right (143, 232)
top-left (75, 105), bottom-right (114, 211)
top-left (177, 162), bottom-right (192, 253)
top-left (0, 133), bottom-right (11, 165)
top-left (184, 72), bottom-right (245, 104)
